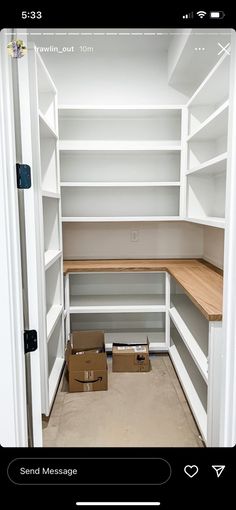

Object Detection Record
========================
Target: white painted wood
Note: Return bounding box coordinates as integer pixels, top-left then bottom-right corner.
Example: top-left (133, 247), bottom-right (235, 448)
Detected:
top-left (59, 105), bottom-right (183, 114)
top-left (187, 53), bottom-right (230, 108)
top-left (187, 101), bottom-right (229, 142)
top-left (44, 249), bottom-right (62, 270)
top-left (60, 151), bottom-right (180, 183)
top-left (71, 315), bottom-right (165, 334)
top-left (168, 29), bottom-right (231, 96)
top-left (40, 137), bottom-right (58, 193)
top-left (39, 111), bottom-right (57, 139)
top-left (43, 197), bottom-right (60, 251)
top-left (187, 217), bottom-right (225, 229)
top-left (186, 152), bottom-right (227, 176)
top-left (165, 273), bottom-right (170, 349)
top-left (26, 46), bottom-right (64, 417)
top-left (207, 322), bottom-right (223, 446)
top-left (59, 109), bottom-right (181, 142)
top-left (187, 172), bottom-right (226, 225)
top-left (60, 181), bottom-right (181, 187)
top-left (169, 306), bottom-right (208, 382)
top-left (179, 106), bottom-right (188, 217)
top-left (48, 357), bottom-right (64, 407)
top-left (0, 30), bottom-right (28, 447)
top-left (59, 141), bottom-right (181, 151)
top-left (169, 344), bottom-right (207, 443)
top-left (220, 31), bottom-right (236, 447)
top-left (64, 274), bottom-right (70, 341)
top-left (16, 40), bottom-right (43, 446)
top-left (42, 190), bottom-right (60, 198)
top-left (61, 186), bottom-right (180, 218)
top-left (47, 304), bottom-right (63, 340)
top-left (62, 216), bottom-right (182, 222)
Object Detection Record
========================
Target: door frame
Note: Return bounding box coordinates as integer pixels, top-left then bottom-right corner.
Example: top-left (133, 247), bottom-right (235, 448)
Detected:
top-left (0, 29), bottom-right (28, 447)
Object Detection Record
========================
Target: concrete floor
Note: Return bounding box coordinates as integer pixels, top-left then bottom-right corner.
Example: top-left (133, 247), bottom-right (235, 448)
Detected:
top-left (43, 354), bottom-right (203, 447)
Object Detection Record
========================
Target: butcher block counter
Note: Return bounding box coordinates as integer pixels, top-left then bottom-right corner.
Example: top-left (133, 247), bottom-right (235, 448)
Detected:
top-left (63, 259), bottom-right (223, 321)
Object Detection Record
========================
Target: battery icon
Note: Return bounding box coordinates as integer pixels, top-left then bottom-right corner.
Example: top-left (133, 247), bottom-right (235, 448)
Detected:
top-left (210, 11), bottom-right (225, 19)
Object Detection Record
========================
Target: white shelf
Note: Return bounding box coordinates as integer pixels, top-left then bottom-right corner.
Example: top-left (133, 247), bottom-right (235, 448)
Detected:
top-left (39, 111), bottom-right (57, 139)
top-left (60, 181), bottom-right (181, 187)
top-left (187, 101), bottom-right (229, 142)
top-left (70, 293), bottom-right (165, 314)
top-left (169, 306), bottom-right (208, 383)
top-left (169, 343), bottom-right (207, 443)
top-left (42, 190), bottom-right (60, 198)
top-left (187, 53), bottom-right (230, 108)
top-left (44, 250), bottom-right (62, 270)
top-left (59, 105), bottom-right (183, 115)
top-left (186, 153), bottom-right (227, 177)
top-left (187, 217), bottom-right (225, 229)
top-left (48, 357), bottom-right (64, 408)
top-left (70, 304), bottom-right (166, 314)
top-left (62, 216), bottom-right (182, 222)
top-left (59, 140), bottom-right (181, 152)
top-left (46, 304), bottom-right (63, 340)
top-left (70, 294), bottom-right (165, 306)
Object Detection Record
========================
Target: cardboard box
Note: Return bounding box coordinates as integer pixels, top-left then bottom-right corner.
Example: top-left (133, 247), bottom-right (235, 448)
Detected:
top-left (112, 338), bottom-right (150, 372)
top-left (67, 331), bottom-right (108, 392)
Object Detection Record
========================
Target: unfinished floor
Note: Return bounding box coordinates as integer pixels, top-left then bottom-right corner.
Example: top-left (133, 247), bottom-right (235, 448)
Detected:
top-left (43, 354), bottom-right (204, 447)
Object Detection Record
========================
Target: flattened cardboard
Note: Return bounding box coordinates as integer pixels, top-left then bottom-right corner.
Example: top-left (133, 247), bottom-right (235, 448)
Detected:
top-left (112, 338), bottom-right (150, 372)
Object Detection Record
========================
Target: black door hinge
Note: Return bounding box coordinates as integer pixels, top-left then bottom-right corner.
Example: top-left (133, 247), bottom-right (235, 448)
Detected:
top-left (24, 330), bottom-right (37, 354)
top-left (16, 164), bottom-right (31, 189)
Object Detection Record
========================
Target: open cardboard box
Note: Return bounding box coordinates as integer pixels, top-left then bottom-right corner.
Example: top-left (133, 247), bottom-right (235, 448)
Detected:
top-left (66, 331), bottom-right (108, 392)
top-left (112, 337), bottom-right (150, 372)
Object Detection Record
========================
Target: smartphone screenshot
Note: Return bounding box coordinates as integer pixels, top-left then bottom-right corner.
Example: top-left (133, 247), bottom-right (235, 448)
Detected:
top-left (0, 6), bottom-right (235, 509)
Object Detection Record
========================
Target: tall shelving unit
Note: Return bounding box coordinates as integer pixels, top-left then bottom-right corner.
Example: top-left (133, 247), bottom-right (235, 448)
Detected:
top-left (30, 50), bottom-right (64, 415)
top-left (185, 53), bottom-right (230, 229)
top-left (59, 106), bottom-right (183, 222)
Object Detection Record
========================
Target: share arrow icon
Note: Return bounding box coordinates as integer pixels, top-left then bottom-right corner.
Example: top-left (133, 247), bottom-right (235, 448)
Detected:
top-left (212, 465), bottom-right (225, 478)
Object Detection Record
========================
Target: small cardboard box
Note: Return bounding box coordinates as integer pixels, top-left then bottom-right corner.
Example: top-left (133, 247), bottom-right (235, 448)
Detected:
top-left (67, 331), bottom-right (108, 392)
top-left (112, 338), bottom-right (150, 372)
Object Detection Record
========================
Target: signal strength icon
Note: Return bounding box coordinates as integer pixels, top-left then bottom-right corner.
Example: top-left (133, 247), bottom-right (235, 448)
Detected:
top-left (183, 12), bottom-right (194, 19)
top-left (197, 10), bottom-right (207, 18)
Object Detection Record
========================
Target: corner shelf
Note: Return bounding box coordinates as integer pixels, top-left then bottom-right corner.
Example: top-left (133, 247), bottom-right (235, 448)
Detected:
top-left (169, 341), bottom-right (207, 443)
top-left (187, 101), bottom-right (229, 142)
top-left (187, 217), bottom-right (225, 229)
top-left (39, 111), bottom-right (58, 139)
top-left (169, 304), bottom-right (208, 383)
top-left (46, 304), bottom-right (63, 340)
top-left (42, 190), bottom-right (60, 198)
top-left (44, 249), bottom-right (62, 270)
top-left (186, 153), bottom-right (227, 177)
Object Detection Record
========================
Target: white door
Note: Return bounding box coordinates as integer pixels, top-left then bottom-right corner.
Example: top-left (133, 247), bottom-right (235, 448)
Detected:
top-left (0, 29), bottom-right (43, 446)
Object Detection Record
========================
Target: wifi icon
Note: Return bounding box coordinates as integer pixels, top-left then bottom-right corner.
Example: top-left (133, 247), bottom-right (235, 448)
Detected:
top-left (197, 10), bottom-right (207, 18)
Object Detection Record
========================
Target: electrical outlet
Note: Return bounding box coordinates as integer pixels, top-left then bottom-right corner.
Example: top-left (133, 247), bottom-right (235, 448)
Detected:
top-left (131, 230), bottom-right (139, 242)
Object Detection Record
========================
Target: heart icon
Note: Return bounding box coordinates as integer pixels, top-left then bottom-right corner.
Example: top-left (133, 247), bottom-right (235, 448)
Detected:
top-left (184, 465), bottom-right (199, 478)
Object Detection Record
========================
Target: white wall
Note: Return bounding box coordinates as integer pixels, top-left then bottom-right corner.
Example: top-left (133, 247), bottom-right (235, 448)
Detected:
top-left (203, 226), bottom-right (224, 269)
top-left (35, 41), bottom-right (187, 105)
top-left (63, 221), bottom-right (204, 260)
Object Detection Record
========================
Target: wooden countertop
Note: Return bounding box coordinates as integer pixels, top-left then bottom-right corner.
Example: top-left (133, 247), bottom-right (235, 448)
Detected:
top-left (63, 259), bottom-right (223, 321)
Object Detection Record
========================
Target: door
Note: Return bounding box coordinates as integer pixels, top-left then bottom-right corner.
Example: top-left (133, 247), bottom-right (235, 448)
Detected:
top-left (0, 29), bottom-right (43, 446)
